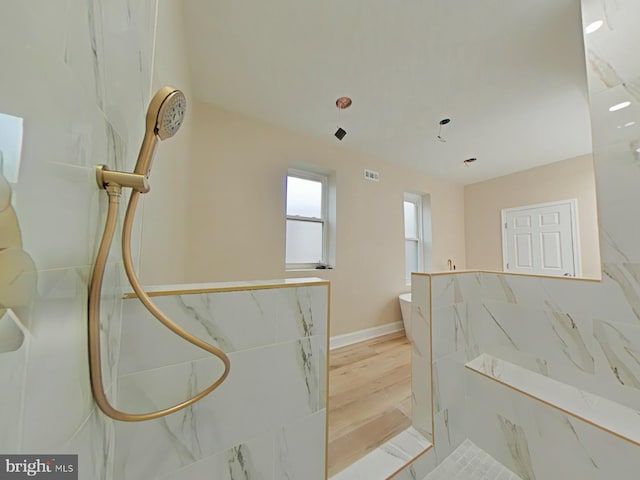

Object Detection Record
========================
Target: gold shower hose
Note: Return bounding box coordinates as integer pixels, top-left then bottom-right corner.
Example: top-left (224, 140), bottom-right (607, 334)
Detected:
top-left (88, 182), bottom-right (231, 422)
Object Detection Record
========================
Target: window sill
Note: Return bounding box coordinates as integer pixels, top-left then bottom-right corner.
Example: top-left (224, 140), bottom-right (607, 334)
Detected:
top-left (286, 267), bottom-right (334, 273)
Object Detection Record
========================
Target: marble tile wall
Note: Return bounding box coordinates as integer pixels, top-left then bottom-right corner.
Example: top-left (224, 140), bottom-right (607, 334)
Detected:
top-left (115, 283), bottom-right (329, 480)
top-left (420, 1), bottom-right (640, 472)
top-left (464, 366), bottom-right (640, 480)
top-left (0, 2), bottom-right (157, 479)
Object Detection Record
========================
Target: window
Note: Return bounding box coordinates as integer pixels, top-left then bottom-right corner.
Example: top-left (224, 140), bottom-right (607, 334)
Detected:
top-left (286, 170), bottom-right (328, 269)
top-left (404, 193), bottom-right (422, 281)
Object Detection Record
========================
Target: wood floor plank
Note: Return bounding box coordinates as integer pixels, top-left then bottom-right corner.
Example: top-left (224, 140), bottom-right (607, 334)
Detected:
top-left (327, 332), bottom-right (412, 475)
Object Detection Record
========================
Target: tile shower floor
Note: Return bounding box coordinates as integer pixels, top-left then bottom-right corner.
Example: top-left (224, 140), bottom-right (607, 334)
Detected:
top-left (423, 440), bottom-right (521, 480)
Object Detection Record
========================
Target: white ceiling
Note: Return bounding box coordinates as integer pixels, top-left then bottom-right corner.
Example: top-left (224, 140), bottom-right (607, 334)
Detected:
top-left (182, 0), bottom-right (593, 185)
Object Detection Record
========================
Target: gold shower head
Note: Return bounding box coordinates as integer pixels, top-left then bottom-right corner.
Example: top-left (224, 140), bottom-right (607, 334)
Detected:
top-left (133, 86), bottom-right (186, 177)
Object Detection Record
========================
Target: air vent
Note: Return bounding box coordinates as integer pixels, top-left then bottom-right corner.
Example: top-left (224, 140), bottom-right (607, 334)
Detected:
top-left (364, 169), bottom-right (380, 182)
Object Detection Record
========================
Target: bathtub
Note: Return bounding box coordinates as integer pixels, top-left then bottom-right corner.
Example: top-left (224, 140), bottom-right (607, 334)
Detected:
top-left (398, 293), bottom-right (412, 342)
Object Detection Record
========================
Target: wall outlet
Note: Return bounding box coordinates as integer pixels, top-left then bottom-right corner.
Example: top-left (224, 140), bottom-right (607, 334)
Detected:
top-left (364, 169), bottom-right (380, 182)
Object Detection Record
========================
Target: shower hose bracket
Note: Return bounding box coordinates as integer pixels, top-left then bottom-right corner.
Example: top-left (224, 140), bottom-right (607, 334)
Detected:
top-left (95, 164), bottom-right (150, 193)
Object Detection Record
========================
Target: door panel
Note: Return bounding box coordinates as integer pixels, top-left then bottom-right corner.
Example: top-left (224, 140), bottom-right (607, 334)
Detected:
top-left (503, 201), bottom-right (577, 277)
top-left (515, 234), bottom-right (534, 268)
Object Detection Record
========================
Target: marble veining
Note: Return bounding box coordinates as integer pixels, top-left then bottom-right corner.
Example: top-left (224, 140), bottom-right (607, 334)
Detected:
top-left (297, 337), bottom-right (319, 412)
top-left (594, 320), bottom-right (640, 388)
top-left (497, 415), bottom-right (536, 480)
top-left (295, 287), bottom-right (315, 337)
top-left (543, 300), bottom-right (594, 373)
top-left (587, 49), bottom-right (622, 89)
top-left (482, 303), bottom-right (519, 349)
top-left (227, 444), bottom-right (258, 479)
top-left (497, 276), bottom-right (517, 304)
top-left (87, 0), bottom-right (106, 110)
top-left (603, 263), bottom-right (640, 322)
top-left (176, 294), bottom-right (235, 351)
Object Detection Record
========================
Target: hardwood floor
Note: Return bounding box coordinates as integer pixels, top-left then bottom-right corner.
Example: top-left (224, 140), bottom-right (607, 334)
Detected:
top-left (327, 332), bottom-right (412, 477)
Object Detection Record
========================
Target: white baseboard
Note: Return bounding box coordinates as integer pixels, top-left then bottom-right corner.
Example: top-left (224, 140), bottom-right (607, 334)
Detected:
top-left (330, 321), bottom-right (405, 350)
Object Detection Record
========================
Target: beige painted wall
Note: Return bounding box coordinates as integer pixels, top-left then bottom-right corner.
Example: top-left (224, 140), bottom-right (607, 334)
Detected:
top-left (185, 101), bottom-right (465, 335)
top-left (464, 154), bottom-right (601, 279)
top-left (139, 0), bottom-right (192, 284)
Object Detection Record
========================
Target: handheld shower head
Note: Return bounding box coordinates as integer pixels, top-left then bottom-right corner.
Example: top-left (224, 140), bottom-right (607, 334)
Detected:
top-left (133, 86), bottom-right (186, 177)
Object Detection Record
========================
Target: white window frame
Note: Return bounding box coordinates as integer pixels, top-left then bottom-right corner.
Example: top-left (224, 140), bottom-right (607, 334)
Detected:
top-left (404, 192), bottom-right (424, 283)
top-left (286, 169), bottom-right (329, 270)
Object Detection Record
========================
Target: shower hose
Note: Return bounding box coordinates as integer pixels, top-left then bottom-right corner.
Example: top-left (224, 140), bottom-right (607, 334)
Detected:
top-left (88, 184), bottom-right (231, 422)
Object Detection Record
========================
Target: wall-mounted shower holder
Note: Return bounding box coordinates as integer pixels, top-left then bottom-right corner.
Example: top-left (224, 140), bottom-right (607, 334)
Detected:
top-left (95, 164), bottom-right (149, 193)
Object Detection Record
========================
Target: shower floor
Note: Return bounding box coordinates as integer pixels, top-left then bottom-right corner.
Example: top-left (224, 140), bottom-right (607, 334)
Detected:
top-left (423, 440), bottom-right (522, 480)
top-left (327, 331), bottom-right (411, 477)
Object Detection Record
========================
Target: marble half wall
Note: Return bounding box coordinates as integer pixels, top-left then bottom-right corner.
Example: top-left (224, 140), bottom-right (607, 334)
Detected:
top-left (115, 279), bottom-right (329, 480)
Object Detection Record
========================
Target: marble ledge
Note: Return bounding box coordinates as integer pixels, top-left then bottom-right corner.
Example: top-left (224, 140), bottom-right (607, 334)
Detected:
top-left (330, 427), bottom-right (432, 480)
top-left (123, 277), bottom-right (329, 298)
top-left (466, 353), bottom-right (640, 447)
top-left (412, 270), bottom-right (600, 281)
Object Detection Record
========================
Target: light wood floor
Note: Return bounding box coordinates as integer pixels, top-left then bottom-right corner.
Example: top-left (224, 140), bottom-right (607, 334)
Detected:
top-left (327, 332), bottom-right (412, 477)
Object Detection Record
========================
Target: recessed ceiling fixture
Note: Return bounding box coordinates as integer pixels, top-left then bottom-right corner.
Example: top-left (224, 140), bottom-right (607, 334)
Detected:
top-left (336, 97), bottom-right (352, 109)
top-left (437, 118), bottom-right (451, 142)
top-left (636, 147), bottom-right (640, 153)
top-left (585, 20), bottom-right (603, 34)
top-left (609, 101), bottom-right (631, 112)
top-left (618, 121), bottom-right (637, 128)
top-left (334, 97), bottom-right (352, 140)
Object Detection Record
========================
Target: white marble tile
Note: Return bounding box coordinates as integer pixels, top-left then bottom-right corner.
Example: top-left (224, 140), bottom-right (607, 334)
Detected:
top-left (411, 275), bottom-right (430, 358)
top-left (119, 288), bottom-right (279, 375)
top-left (478, 300), bottom-right (595, 374)
top-left (114, 350), bottom-right (273, 478)
top-left (478, 274), bottom-right (520, 305)
top-left (157, 432), bottom-right (275, 480)
top-left (275, 285), bottom-right (329, 341)
top-left (466, 353), bottom-right (640, 447)
top-left (331, 428), bottom-right (432, 480)
top-left (432, 303), bottom-right (479, 361)
top-left (465, 365), bottom-right (640, 480)
top-left (433, 353), bottom-right (468, 425)
top-left (593, 319), bottom-right (640, 392)
top-left (0, 313), bottom-right (29, 452)
top-left (275, 410), bottom-right (326, 480)
top-left (95, 0), bottom-right (156, 149)
top-left (412, 350), bottom-right (431, 439)
top-left (411, 274), bottom-right (432, 439)
top-left (114, 335), bottom-right (326, 477)
top-left (431, 274), bottom-right (480, 309)
top-left (21, 267), bottom-right (100, 452)
top-left (60, 408), bottom-right (116, 480)
top-left (275, 335), bottom-right (326, 417)
top-left (388, 448), bottom-right (436, 480)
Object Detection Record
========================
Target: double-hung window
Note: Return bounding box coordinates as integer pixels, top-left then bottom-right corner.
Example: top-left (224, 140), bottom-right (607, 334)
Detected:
top-left (286, 170), bottom-right (328, 269)
top-left (404, 193), bottom-right (423, 282)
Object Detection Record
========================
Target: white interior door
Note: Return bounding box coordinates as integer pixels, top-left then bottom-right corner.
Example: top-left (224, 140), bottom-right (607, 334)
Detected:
top-left (502, 200), bottom-right (580, 277)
